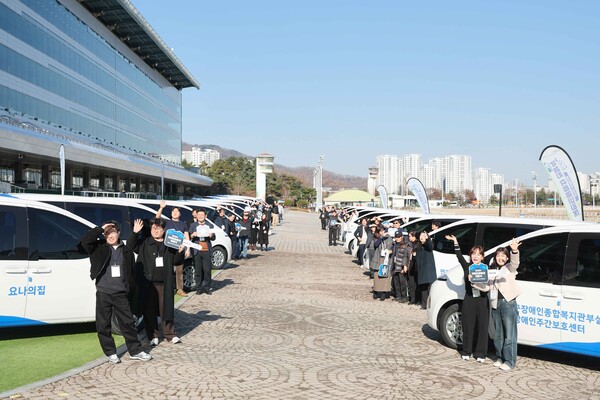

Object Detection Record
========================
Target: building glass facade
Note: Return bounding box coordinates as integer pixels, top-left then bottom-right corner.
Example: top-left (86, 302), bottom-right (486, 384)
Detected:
top-left (0, 0), bottom-right (183, 162)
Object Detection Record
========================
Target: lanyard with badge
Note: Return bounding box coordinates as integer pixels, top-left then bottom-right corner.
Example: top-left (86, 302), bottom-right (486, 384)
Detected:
top-left (155, 243), bottom-right (165, 269)
top-left (111, 247), bottom-right (122, 278)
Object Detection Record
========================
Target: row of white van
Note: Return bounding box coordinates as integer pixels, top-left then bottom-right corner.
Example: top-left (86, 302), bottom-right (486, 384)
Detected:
top-left (0, 194), bottom-right (254, 328)
top-left (342, 205), bottom-right (600, 358)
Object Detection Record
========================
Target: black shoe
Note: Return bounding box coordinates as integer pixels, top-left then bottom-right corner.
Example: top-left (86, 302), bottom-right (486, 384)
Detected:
top-left (204, 288), bottom-right (212, 295)
top-left (373, 292), bottom-right (378, 299)
top-left (196, 290), bottom-right (203, 295)
top-left (380, 294), bottom-right (387, 301)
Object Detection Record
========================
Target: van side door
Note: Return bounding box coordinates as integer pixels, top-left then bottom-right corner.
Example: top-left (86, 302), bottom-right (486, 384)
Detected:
top-left (514, 232), bottom-right (568, 346)
top-left (24, 208), bottom-right (95, 324)
top-left (559, 233), bottom-right (600, 357)
top-left (0, 205), bottom-right (29, 327)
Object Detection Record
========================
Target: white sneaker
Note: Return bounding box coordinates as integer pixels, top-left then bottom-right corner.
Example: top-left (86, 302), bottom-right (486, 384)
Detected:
top-left (476, 358), bottom-right (485, 363)
top-left (130, 351), bottom-right (152, 361)
top-left (499, 363), bottom-right (512, 371)
top-left (493, 360), bottom-right (503, 367)
top-left (150, 338), bottom-right (159, 346)
top-left (170, 336), bottom-right (182, 344)
top-left (107, 354), bottom-right (120, 364)
top-left (461, 355), bottom-right (470, 361)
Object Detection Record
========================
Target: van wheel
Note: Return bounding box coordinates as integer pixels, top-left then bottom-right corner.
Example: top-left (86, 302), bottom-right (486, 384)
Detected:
top-left (183, 260), bottom-right (197, 292)
top-left (211, 246), bottom-right (227, 269)
top-left (440, 303), bottom-right (462, 349)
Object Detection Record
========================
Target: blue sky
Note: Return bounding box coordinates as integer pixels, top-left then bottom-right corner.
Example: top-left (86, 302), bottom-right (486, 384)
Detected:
top-left (134, 1), bottom-right (600, 186)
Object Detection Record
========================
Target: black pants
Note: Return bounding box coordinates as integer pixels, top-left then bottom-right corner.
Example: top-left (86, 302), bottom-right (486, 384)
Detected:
top-left (320, 219), bottom-right (326, 229)
top-left (143, 282), bottom-right (175, 341)
top-left (357, 244), bottom-right (366, 265)
top-left (329, 226), bottom-right (338, 245)
top-left (194, 251), bottom-right (212, 290)
top-left (419, 283), bottom-right (431, 309)
top-left (95, 291), bottom-right (142, 357)
top-left (392, 272), bottom-right (408, 299)
top-left (461, 294), bottom-right (490, 359)
top-left (408, 272), bottom-right (418, 303)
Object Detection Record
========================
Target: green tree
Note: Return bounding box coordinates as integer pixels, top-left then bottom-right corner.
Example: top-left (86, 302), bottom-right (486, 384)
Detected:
top-left (206, 157), bottom-right (255, 195)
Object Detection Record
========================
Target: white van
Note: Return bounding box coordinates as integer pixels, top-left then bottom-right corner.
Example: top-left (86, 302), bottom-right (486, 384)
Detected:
top-left (0, 195), bottom-right (96, 327)
top-left (428, 216), bottom-right (575, 278)
top-left (428, 223), bottom-right (600, 358)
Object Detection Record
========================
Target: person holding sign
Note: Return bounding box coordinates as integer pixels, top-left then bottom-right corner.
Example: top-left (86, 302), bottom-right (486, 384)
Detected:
top-left (128, 218), bottom-right (184, 346)
top-left (156, 201), bottom-right (189, 297)
top-left (445, 235), bottom-right (490, 363)
top-left (189, 209), bottom-right (216, 295)
top-left (489, 239), bottom-right (521, 371)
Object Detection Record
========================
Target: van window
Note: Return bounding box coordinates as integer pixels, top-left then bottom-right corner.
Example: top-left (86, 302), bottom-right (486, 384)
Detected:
top-left (128, 206), bottom-right (157, 238)
top-left (515, 233), bottom-right (568, 284)
top-left (432, 223), bottom-right (477, 254)
top-left (480, 224), bottom-right (539, 251)
top-left (27, 208), bottom-right (89, 260)
top-left (0, 207), bottom-right (27, 260)
top-left (66, 203), bottom-right (127, 237)
top-left (565, 236), bottom-right (600, 287)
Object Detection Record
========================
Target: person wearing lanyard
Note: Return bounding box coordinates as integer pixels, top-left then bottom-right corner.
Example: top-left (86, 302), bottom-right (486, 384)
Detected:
top-left (80, 221), bottom-right (152, 364)
top-left (489, 239), bottom-right (522, 371)
top-left (128, 218), bottom-right (184, 346)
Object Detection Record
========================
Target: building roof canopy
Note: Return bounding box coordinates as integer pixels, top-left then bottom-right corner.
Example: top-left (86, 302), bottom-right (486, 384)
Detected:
top-left (78, 0), bottom-right (200, 89)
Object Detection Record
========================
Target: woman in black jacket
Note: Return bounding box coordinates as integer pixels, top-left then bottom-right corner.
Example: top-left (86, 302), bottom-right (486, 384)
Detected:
top-left (128, 218), bottom-right (184, 346)
top-left (446, 234), bottom-right (490, 363)
top-left (415, 230), bottom-right (436, 309)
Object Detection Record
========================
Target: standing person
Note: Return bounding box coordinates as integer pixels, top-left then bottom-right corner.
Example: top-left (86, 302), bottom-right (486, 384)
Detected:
top-left (390, 230), bottom-right (411, 303)
top-left (278, 203), bottom-right (284, 224)
top-left (490, 239), bottom-right (522, 371)
top-left (354, 218), bottom-right (369, 267)
top-left (319, 208), bottom-right (327, 230)
top-left (372, 226), bottom-right (393, 300)
top-left (250, 209), bottom-right (261, 251)
top-left (213, 207), bottom-right (229, 233)
top-left (415, 230), bottom-right (437, 309)
top-left (271, 201), bottom-right (279, 227)
top-left (328, 210), bottom-right (340, 246)
top-left (407, 231), bottom-right (419, 305)
top-left (189, 209), bottom-right (216, 295)
top-left (227, 212), bottom-right (239, 260)
top-left (258, 213), bottom-right (270, 251)
top-left (445, 234), bottom-right (490, 362)
top-left (430, 220), bottom-right (441, 232)
top-left (128, 218), bottom-right (183, 345)
top-left (80, 221), bottom-right (152, 364)
top-left (237, 209), bottom-right (253, 259)
top-left (155, 201), bottom-right (189, 297)
top-left (365, 223), bottom-right (379, 275)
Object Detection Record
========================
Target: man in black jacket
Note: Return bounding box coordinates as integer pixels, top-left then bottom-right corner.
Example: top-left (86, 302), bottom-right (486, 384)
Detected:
top-left (80, 221), bottom-right (152, 364)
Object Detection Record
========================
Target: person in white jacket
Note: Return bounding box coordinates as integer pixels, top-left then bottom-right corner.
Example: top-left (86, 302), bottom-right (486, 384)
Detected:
top-left (489, 238), bottom-right (522, 371)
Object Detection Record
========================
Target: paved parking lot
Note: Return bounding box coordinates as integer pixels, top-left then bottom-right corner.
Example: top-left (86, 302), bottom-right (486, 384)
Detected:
top-left (4, 211), bottom-right (599, 399)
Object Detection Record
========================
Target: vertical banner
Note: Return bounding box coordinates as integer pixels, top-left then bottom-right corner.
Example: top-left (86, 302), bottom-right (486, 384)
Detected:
top-left (376, 185), bottom-right (389, 209)
top-left (407, 177), bottom-right (430, 214)
top-left (59, 144), bottom-right (65, 195)
top-left (539, 145), bottom-right (584, 221)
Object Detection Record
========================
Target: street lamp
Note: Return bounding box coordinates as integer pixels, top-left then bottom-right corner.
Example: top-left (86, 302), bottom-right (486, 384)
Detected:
top-left (531, 171), bottom-right (537, 208)
top-left (591, 178), bottom-right (599, 208)
top-left (314, 155), bottom-right (325, 212)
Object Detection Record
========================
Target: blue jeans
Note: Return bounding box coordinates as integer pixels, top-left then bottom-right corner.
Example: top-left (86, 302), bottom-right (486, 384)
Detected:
top-left (238, 236), bottom-right (249, 259)
top-left (492, 298), bottom-right (519, 368)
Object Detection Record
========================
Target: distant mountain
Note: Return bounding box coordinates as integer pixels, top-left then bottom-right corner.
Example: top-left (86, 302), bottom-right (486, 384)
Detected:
top-left (184, 143), bottom-right (367, 191)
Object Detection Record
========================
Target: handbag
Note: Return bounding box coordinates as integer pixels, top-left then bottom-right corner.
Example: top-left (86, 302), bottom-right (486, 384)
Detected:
top-left (377, 253), bottom-right (390, 278)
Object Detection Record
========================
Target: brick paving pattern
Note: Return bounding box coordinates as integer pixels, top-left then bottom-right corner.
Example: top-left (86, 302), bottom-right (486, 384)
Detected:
top-left (4, 211), bottom-right (600, 399)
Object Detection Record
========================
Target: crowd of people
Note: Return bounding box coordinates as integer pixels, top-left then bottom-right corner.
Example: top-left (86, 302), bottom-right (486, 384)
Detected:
top-left (321, 210), bottom-right (523, 371)
top-left (81, 199), bottom-right (283, 365)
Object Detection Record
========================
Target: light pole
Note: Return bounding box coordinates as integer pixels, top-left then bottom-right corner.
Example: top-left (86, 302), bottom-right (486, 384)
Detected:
top-left (315, 155), bottom-right (325, 212)
top-left (531, 171), bottom-right (537, 208)
top-left (515, 178), bottom-right (518, 207)
top-left (592, 178), bottom-right (599, 208)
